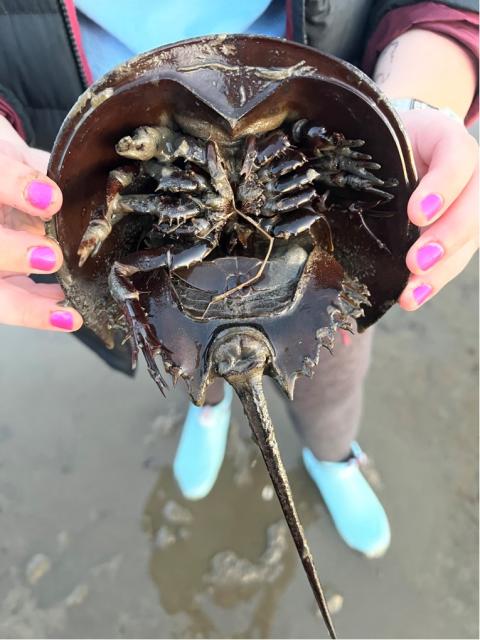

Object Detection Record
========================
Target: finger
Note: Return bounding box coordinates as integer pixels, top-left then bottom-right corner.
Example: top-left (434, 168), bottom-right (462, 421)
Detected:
top-left (0, 280), bottom-right (82, 331)
top-left (407, 125), bottom-right (477, 227)
top-left (1, 205), bottom-right (45, 234)
top-left (2, 275), bottom-right (64, 301)
top-left (0, 133), bottom-right (50, 174)
top-left (0, 152), bottom-right (62, 219)
top-left (27, 148), bottom-right (50, 174)
top-left (0, 115), bottom-right (30, 148)
top-left (406, 166), bottom-right (479, 276)
top-left (399, 240), bottom-right (477, 310)
top-left (0, 227), bottom-right (63, 274)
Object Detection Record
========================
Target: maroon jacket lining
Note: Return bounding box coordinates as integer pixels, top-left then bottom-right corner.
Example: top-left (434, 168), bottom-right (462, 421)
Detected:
top-left (0, 96), bottom-right (26, 139)
top-left (362, 2), bottom-right (479, 126)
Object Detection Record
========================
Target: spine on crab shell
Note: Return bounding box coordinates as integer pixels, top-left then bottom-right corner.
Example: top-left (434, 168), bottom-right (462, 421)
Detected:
top-left (228, 371), bottom-right (337, 640)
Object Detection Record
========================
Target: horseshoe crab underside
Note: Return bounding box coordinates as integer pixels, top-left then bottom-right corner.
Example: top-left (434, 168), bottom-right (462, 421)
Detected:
top-left (47, 35), bottom-right (418, 639)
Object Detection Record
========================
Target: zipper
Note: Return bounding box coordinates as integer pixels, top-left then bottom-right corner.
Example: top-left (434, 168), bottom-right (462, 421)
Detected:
top-left (290, 0), bottom-right (307, 45)
top-left (58, 0), bottom-right (90, 90)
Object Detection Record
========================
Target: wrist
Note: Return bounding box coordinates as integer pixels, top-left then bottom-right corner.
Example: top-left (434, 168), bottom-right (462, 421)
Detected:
top-left (389, 97), bottom-right (465, 126)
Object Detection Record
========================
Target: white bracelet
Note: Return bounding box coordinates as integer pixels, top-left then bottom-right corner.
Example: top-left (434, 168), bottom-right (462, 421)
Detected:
top-left (389, 97), bottom-right (464, 125)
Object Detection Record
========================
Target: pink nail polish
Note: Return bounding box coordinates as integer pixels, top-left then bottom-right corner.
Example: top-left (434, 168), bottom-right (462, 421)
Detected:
top-left (50, 311), bottom-right (74, 330)
top-left (417, 242), bottom-right (444, 271)
top-left (25, 181), bottom-right (53, 210)
top-left (28, 246), bottom-right (56, 271)
top-left (413, 284), bottom-right (432, 306)
top-left (420, 193), bottom-right (443, 220)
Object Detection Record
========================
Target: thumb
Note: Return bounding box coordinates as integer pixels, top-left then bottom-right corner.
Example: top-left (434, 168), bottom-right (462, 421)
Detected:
top-left (402, 110), bottom-right (477, 228)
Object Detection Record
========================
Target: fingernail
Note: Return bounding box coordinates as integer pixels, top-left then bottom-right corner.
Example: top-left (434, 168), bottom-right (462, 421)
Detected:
top-left (417, 242), bottom-right (444, 271)
top-left (25, 181), bottom-right (53, 210)
top-left (420, 193), bottom-right (443, 220)
top-left (50, 310), bottom-right (74, 330)
top-left (413, 284), bottom-right (432, 306)
top-left (28, 246), bottom-right (56, 271)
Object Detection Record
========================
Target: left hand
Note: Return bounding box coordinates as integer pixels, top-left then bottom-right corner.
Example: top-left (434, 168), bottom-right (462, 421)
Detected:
top-left (396, 109), bottom-right (478, 310)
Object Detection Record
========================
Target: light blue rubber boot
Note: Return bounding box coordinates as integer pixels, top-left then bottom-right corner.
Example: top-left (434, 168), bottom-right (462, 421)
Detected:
top-left (303, 442), bottom-right (391, 557)
top-left (173, 384), bottom-right (234, 500)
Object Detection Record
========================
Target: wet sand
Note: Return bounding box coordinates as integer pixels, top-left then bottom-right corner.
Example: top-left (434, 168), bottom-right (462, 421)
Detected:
top-left (0, 257), bottom-right (477, 639)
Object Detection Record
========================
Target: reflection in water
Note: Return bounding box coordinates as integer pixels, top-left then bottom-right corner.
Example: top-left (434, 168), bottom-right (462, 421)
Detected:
top-left (142, 421), bottom-right (321, 638)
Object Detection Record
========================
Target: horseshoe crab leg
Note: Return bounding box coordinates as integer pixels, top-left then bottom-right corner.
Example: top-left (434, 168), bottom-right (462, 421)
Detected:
top-left (210, 328), bottom-right (336, 639)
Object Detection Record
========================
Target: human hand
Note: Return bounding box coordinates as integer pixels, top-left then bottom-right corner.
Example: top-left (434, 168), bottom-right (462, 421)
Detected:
top-left (397, 109), bottom-right (478, 310)
top-left (0, 116), bottom-right (83, 331)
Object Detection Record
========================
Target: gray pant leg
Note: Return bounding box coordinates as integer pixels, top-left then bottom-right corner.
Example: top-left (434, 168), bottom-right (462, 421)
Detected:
top-left (286, 328), bottom-right (374, 462)
top-left (203, 328), bottom-right (373, 461)
top-left (204, 378), bottom-right (225, 406)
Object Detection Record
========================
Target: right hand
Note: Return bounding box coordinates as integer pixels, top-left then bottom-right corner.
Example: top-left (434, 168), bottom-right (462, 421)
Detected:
top-left (0, 116), bottom-right (83, 331)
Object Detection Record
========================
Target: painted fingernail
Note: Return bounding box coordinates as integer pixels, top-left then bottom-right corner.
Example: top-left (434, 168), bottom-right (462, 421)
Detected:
top-left (413, 284), bottom-right (432, 306)
top-left (417, 242), bottom-right (444, 271)
top-left (28, 246), bottom-right (56, 271)
top-left (50, 310), bottom-right (74, 330)
top-left (25, 181), bottom-right (53, 210)
top-left (420, 193), bottom-right (443, 220)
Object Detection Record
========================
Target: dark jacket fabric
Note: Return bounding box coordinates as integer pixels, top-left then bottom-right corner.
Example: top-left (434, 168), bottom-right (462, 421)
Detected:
top-left (1, 0), bottom-right (476, 152)
top-left (289, 0), bottom-right (477, 56)
top-left (0, 0), bottom-right (88, 151)
top-left (0, 0), bottom-right (478, 374)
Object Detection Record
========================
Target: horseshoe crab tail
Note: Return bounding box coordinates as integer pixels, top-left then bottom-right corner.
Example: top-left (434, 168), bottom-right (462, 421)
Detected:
top-left (230, 372), bottom-right (336, 639)
top-left (210, 328), bottom-right (336, 639)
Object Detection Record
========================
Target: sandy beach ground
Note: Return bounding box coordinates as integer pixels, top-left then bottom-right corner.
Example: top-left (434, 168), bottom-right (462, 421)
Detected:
top-left (0, 246), bottom-right (477, 639)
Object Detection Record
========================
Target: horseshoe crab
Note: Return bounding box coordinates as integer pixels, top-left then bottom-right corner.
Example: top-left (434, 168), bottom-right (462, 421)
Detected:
top-left (47, 35), bottom-right (417, 638)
